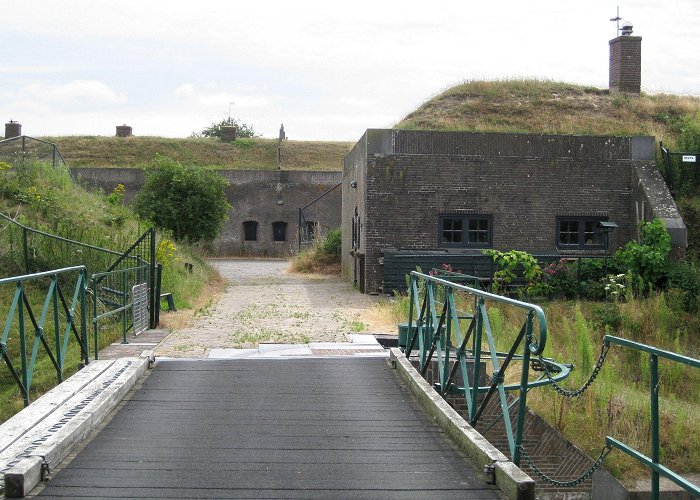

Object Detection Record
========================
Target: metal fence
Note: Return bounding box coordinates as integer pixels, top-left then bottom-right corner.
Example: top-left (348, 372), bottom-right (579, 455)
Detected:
top-left (604, 335), bottom-right (700, 500)
top-left (0, 214), bottom-right (158, 329)
top-left (0, 266), bottom-right (89, 406)
top-left (403, 270), bottom-right (571, 464)
top-left (0, 135), bottom-right (67, 170)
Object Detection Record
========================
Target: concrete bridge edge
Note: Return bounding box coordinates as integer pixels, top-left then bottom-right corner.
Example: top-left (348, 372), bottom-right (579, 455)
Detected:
top-left (389, 348), bottom-right (536, 500)
top-left (1, 351), bottom-right (154, 497)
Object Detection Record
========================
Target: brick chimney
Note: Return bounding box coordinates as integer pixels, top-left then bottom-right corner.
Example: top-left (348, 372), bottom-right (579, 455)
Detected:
top-left (609, 23), bottom-right (641, 94)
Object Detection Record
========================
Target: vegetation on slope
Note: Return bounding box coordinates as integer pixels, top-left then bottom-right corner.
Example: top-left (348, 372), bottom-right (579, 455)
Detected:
top-left (0, 160), bottom-right (217, 422)
top-left (41, 136), bottom-right (352, 170)
top-left (396, 79), bottom-right (700, 147)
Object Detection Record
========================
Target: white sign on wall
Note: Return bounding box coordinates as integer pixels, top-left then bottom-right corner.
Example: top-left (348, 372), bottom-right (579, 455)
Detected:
top-left (682, 155), bottom-right (697, 163)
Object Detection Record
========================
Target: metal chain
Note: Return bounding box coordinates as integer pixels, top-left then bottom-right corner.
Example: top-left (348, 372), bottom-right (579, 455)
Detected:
top-left (518, 443), bottom-right (612, 488)
top-left (534, 341), bottom-right (611, 398)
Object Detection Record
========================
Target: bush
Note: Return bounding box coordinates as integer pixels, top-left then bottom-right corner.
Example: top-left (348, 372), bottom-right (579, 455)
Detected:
top-left (615, 219), bottom-right (671, 292)
top-left (291, 228), bottom-right (341, 274)
top-left (664, 261), bottom-right (700, 312)
top-left (320, 228), bottom-right (341, 258)
top-left (135, 155), bottom-right (231, 243)
top-left (193, 117), bottom-right (258, 139)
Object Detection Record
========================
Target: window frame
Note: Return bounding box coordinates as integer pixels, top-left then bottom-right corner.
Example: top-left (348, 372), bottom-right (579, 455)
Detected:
top-left (438, 214), bottom-right (492, 249)
top-left (555, 216), bottom-right (608, 250)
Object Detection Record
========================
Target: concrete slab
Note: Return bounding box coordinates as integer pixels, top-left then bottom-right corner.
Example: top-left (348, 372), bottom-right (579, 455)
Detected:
top-left (0, 354), bottom-right (151, 497)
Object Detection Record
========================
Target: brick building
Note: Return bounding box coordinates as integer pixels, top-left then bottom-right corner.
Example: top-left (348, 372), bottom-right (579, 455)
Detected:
top-left (341, 129), bottom-right (686, 293)
top-left (71, 168), bottom-right (342, 257)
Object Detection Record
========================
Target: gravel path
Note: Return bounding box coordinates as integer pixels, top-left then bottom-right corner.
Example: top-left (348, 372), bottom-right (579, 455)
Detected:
top-left (156, 259), bottom-right (386, 357)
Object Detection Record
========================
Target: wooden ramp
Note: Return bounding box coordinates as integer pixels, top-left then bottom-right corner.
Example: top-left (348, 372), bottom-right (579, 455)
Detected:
top-left (34, 358), bottom-right (502, 499)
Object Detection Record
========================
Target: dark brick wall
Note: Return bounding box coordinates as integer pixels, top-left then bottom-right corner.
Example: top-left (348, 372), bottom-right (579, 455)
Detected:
top-left (363, 153), bottom-right (635, 293)
top-left (609, 36), bottom-right (642, 94)
top-left (71, 168), bottom-right (342, 257)
top-left (340, 130), bottom-right (674, 294)
top-left (342, 132), bottom-right (368, 284)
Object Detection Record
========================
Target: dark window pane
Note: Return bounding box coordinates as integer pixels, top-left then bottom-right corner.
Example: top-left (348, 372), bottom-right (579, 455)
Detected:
top-left (559, 220), bottom-right (579, 245)
top-left (243, 221), bottom-right (258, 241)
top-left (272, 221), bottom-right (287, 242)
top-left (584, 221), bottom-right (605, 246)
top-left (442, 218), bottom-right (463, 243)
top-left (468, 218), bottom-right (489, 243)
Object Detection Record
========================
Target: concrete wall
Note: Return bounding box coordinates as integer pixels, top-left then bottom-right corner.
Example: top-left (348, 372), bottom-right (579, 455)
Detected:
top-left (71, 168), bottom-right (342, 257)
top-left (342, 130), bottom-right (684, 294)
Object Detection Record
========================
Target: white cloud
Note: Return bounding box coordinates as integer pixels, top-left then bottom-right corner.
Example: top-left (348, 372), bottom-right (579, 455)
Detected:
top-left (23, 80), bottom-right (127, 106)
top-left (340, 96), bottom-right (376, 107)
top-left (172, 84), bottom-right (271, 109)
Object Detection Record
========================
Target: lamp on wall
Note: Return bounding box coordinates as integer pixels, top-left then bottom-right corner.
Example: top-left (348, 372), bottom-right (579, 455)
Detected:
top-left (598, 221), bottom-right (619, 252)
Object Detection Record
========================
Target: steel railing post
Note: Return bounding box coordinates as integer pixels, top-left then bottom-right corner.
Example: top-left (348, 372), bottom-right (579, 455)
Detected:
top-left (650, 353), bottom-right (660, 500)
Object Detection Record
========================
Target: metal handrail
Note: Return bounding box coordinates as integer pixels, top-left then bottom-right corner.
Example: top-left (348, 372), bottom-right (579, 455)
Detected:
top-left (404, 270), bottom-right (558, 465)
top-left (604, 335), bottom-right (700, 500)
top-left (1, 266), bottom-right (88, 406)
top-left (411, 271), bottom-right (547, 355)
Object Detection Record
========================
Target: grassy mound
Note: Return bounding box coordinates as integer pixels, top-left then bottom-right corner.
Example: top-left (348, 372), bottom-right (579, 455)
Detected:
top-left (41, 136), bottom-right (352, 170)
top-left (396, 79), bottom-right (700, 147)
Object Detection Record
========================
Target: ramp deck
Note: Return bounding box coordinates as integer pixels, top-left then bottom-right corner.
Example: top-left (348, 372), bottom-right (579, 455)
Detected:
top-left (34, 358), bottom-right (501, 499)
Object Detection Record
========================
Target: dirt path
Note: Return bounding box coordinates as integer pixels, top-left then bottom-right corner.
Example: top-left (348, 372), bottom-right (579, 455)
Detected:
top-left (156, 259), bottom-right (389, 357)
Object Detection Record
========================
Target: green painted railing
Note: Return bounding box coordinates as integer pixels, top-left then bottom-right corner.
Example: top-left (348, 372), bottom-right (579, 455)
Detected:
top-left (405, 270), bottom-right (571, 464)
top-left (604, 335), bottom-right (700, 500)
top-left (0, 266), bottom-right (89, 406)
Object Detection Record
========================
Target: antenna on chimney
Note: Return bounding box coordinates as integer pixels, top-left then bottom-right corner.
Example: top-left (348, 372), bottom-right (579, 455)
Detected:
top-left (610, 6), bottom-right (622, 37)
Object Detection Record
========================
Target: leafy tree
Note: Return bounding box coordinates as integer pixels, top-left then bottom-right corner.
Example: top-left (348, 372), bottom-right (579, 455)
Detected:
top-left (192, 116), bottom-right (259, 139)
top-left (135, 155), bottom-right (231, 243)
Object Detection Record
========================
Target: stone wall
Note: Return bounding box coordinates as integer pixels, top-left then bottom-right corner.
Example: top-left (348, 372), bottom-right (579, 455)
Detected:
top-left (71, 168), bottom-right (342, 257)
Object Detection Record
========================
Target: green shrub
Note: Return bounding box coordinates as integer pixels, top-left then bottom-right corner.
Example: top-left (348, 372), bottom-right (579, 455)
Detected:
top-left (291, 228), bottom-right (342, 274)
top-left (664, 261), bottom-right (700, 312)
top-left (135, 155), bottom-right (231, 243)
top-left (615, 219), bottom-right (671, 292)
top-left (320, 228), bottom-right (341, 258)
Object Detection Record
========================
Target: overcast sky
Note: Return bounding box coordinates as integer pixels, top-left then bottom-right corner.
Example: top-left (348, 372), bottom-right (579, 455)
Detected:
top-left (1, 1), bottom-right (699, 141)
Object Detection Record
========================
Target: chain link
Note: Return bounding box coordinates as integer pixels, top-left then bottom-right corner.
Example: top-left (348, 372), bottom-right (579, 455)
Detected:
top-left (535, 341), bottom-right (611, 398)
top-left (519, 443), bottom-right (612, 488)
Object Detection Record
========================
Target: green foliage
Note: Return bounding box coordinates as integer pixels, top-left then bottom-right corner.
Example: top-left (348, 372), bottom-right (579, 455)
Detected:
top-left (483, 249), bottom-right (541, 295)
top-left (135, 155), bottom-right (231, 243)
top-left (193, 116), bottom-right (259, 139)
top-left (291, 228), bottom-right (342, 274)
top-left (319, 228), bottom-right (341, 258)
top-left (615, 219), bottom-right (671, 291)
top-left (664, 260), bottom-right (700, 312)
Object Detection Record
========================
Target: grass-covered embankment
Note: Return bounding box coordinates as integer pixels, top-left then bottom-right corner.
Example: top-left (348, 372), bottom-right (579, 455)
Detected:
top-left (0, 159), bottom-right (217, 422)
top-left (41, 136), bottom-right (352, 170)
